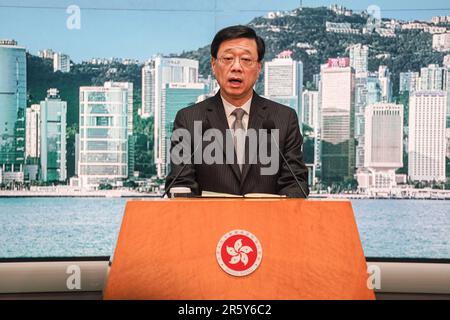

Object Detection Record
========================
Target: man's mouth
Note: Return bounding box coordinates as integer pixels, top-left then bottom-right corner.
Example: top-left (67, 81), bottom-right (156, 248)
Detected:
top-left (228, 78), bottom-right (243, 85)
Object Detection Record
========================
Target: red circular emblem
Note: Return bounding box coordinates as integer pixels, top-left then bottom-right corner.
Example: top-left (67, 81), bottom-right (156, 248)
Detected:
top-left (216, 230), bottom-right (263, 277)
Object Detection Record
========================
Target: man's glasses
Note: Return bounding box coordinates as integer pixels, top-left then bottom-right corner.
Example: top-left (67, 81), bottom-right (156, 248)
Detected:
top-left (217, 55), bottom-right (258, 68)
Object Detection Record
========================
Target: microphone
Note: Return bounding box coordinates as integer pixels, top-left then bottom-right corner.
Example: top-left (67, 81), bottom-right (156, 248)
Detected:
top-left (262, 119), bottom-right (308, 198)
top-left (162, 120), bottom-right (211, 198)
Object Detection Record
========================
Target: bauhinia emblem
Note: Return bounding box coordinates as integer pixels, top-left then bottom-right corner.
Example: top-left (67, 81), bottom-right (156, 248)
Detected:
top-left (216, 230), bottom-right (263, 277)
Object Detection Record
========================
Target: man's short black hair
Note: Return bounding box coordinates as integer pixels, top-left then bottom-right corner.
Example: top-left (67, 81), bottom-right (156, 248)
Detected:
top-left (210, 25), bottom-right (265, 62)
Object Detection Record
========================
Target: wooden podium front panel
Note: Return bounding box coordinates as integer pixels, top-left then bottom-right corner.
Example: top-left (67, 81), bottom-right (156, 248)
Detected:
top-left (103, 199), bottom-right (374, 300)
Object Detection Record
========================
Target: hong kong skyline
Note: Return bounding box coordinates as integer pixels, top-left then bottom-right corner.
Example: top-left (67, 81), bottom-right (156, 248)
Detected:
top-left (0, 0), bottom-right (449, 62)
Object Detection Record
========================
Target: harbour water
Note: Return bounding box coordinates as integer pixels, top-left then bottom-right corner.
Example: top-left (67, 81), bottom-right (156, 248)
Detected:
top-left (0, 198), bottom-right (449, 259)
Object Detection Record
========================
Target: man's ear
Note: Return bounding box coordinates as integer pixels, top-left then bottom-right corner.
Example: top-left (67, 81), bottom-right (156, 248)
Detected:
top-left (210, 57), bottom-right (216, 75)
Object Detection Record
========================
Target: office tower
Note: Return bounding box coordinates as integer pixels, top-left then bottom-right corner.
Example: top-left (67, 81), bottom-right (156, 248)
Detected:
top-left (104, 81), bottom-right (134, 177)
top-left (399, 71), bottom-right (420, 93)
top-left (302, 90), bottom-right (319, 129)
top-left (264, 50), bottom-right (303, 117)
top-left (26, 104), bottom-right (41, 160)
top-left (348, 44), bottom-right (368, 74)
top-left (161, 83), bottom-right (208, 176)
top-left (40, 89), bottom-right (67, 182)
top-left (312, 74), bottom-right (321, 90)
top-left (141, 64), bottom-right (155, 118)
top-left (419, 64), bottom-right (445, 91)
top-left (142, 57), bottom-right (199, 178)
top-left (354, 72), bottom-right (382, 169)
top-left (320, 58), bottom-right (355, 183)
top-left (408, 91), bottom-right (447, 182)
top-left (79, 83), bottom-right (129, 188)
top-left (53, 52), bottom-right (71, 73)
top-left (445, 65), bottom-right (450, 127)
top-left (0, 40), bottom-right (26, 184)
top-left (359, 103), bottom-right (403, 189)
top-left (104, 82), bottom-right (133, 135)
top-left (378, 66), bottom-right (392, 102)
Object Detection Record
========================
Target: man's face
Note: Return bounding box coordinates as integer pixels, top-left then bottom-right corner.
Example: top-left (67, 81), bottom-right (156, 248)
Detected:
top-left (211, 37), bottom-right (262, 106)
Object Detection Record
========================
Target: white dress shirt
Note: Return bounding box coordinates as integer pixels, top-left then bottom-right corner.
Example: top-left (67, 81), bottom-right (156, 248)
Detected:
top-left (221, 95), bottom-right (252, 130)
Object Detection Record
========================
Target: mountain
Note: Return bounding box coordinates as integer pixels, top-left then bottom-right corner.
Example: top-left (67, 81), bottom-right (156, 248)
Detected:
top-left (179, 6), bottom-right (446, 95)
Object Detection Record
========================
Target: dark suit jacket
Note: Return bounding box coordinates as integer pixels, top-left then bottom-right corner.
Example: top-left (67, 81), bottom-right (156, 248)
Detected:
top-left (165, 90), bottom-right (310, 198)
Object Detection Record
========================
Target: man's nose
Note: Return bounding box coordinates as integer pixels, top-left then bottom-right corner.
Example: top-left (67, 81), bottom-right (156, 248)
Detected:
top-left (230, 58), bottom-right (243, 71)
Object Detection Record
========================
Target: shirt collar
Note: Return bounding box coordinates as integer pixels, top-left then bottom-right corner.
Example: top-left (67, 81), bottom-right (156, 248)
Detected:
top-left (221, 95), bottom-right (252, 118)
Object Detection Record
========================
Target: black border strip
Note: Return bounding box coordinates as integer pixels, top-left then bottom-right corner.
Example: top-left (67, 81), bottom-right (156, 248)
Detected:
top-left (0, 256), bottom-right (111, 263)
top-left (365, 257), bottom-right (450, 264)
top-left (0, 256), bottom-right (450, 264)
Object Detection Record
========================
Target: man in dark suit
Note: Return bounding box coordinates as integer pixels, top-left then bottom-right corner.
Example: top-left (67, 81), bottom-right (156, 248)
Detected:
top-left (165, 25), bottom-right (309, 198)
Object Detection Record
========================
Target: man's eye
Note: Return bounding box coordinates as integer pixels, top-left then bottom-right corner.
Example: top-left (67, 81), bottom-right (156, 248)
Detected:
top-left (223, 57), bottom-right (234, 61)
top-left (241, 58), bottom-right (252, 62)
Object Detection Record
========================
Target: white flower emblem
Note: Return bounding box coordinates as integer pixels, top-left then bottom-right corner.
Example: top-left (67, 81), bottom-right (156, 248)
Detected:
top-left (226, 239), bottom-right (253, 266)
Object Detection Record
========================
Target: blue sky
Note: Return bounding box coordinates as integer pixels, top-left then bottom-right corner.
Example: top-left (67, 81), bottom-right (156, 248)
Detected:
top-left (1, 0), bottom-right (449, 62)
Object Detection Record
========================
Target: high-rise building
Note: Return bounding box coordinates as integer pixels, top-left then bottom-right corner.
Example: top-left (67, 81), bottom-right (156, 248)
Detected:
top-left (378, 65), bottom-right (392, 102)
top-left (358, 103), bottom-right (403, 189)
top-left (419, 64), bottom-right (445, 91)
top-left (354, 72), bottom-right (382, 169)
top-left (78, 84), bottom-right (129, 188)
top-left (348, 44), bottom-right (368, 74)
top-left (142, 57), bottom-right (199, 178)
top-left (399, 71), bottom-right (420, 93)
top-left (161, 83), bottom-right (208, 176)
top-left (302, 90), bottom-right (319, 129)
top-left (26, 104), bottom-right (41, 160)
top-left (432, 33), bottom-right (450, 52)
top-left (445, 65), bottom-right (450, 127)
top-left (408, 91), bottom-right (447, 182)
top-left (38, 49), bottom-right (55, 60)
top-left (40, 89), bottom-right (67, 182)
top-left (103, 82), bottom-right (135, 177)
top-left (53, 52), bottom-right (71, 73)
top-left (320, 58), bottom-right (355, 183)
top-left (0, 39), bottom-right (26, 184)
top-left (264, 50), bottom-right (303, 117)
top-left (141, 63), bottom-right (155, 118)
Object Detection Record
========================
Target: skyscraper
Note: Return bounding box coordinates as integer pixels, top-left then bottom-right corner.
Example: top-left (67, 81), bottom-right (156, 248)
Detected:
top-left (419, 64), bottom-right (445, 91)
top-left (348, 44), bottom-right (368, 74)
top-left (162, 83), bottom-right (207, 176)
top-left (359, 103), bottom-right (403, 189)
top-left (142, 57), bottom-right (199, 178)
top-left (141, 63), bottom-right (155, 118)
top-left (78, 84), bottom-right (129, 188)
top-left (264, 50), bottom-right (303, 117)
top-left (354, 72), bottom-right (382, 169)
top-left (26, 104), bottom-right (41, 160)
top-left (53, 52), bottom-right (71, 73)
top-left (40, 89), bottom-right (67, 182)
top-left (320, 58), bottom-right (355, 183)
top-left (0, 39), bottom-right (26, 184)
top-left (302, 90), bottom-right (319, 129)
top-left (408, 91), bottom-right (447, 182)
top-left (378, 65), bottom-right (392, 102)
top-left (399, 71), bottom-right (420, 93)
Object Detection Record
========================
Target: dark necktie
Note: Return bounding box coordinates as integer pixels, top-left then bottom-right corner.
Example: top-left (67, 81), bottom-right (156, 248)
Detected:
top-left (231, 108), bottom-right (246, 172)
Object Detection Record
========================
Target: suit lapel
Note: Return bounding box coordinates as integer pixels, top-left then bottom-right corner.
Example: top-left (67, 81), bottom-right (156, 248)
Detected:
top-left (205, 92), bottom-right (242, 182)
top-left (240, 93), bottom-right (269, 186)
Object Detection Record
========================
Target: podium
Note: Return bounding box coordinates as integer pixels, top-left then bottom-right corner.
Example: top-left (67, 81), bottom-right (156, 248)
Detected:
top-left (103, 199), bottom-right (374, 300)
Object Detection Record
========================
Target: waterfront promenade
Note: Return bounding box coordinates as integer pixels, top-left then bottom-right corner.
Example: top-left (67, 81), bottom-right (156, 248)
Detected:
top-left (1, 187), bottom-right (450, 199)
